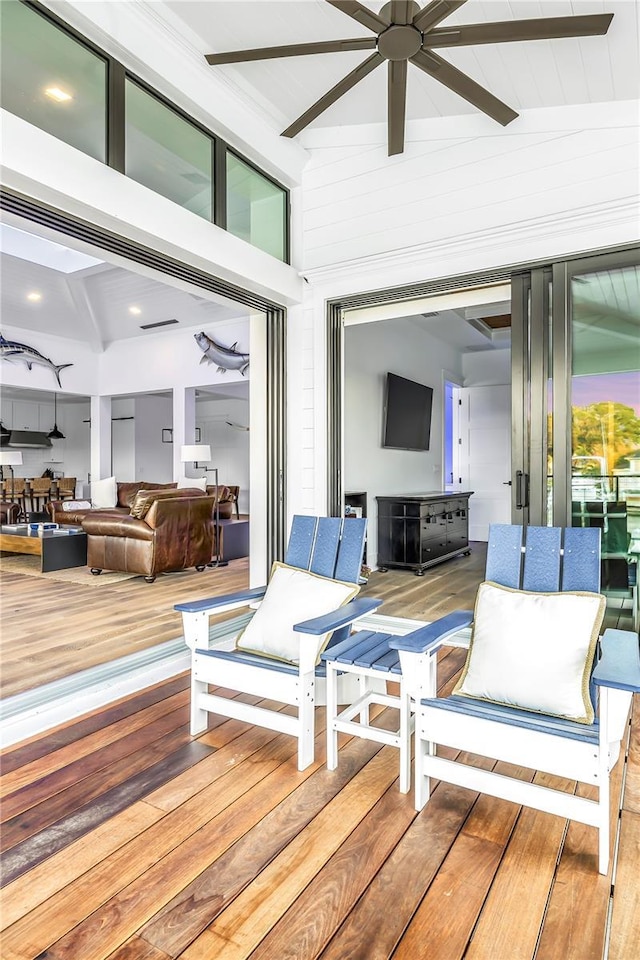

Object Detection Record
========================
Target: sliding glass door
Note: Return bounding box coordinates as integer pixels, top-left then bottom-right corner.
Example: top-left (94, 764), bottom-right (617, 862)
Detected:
top-left (511, 250), bottom-right (640, 540)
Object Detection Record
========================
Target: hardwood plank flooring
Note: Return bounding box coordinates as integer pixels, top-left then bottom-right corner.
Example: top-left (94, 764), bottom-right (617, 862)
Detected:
top-left (0, 559), bottom-right (250, 698)
top-left (1, 544), bottom-right (638, 959)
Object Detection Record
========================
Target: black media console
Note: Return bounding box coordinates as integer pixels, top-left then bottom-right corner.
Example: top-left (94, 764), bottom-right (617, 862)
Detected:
top-left (376, 491), bottom-right (473, 576)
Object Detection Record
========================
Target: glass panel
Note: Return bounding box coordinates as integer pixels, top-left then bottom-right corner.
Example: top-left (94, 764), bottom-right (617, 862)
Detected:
top-left (0, 0), bottom-right (107, 162)
top-left (125, 80), bottom-right (212, 220)
top-left (570, 264), bottom-right (640, 590)
top-left (226, 153), bottom-right (286, 261)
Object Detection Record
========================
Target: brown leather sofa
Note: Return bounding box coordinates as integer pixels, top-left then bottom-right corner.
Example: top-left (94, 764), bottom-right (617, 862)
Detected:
top-left (0, 502), bottom-right (21, 524)
top-left (205, 484), bottom-right (236, 520)
top-left (82, 487), bottom-right (215, 582)
top-left (49, 480), bottom-right (178, 525)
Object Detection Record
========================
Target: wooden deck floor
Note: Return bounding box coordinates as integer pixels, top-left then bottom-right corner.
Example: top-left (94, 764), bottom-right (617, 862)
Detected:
top-left (1, 546), bottom-right (638, 959)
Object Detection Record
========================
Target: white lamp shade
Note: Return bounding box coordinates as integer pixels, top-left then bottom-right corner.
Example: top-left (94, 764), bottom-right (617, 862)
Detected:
top-left (0, 451), bottom-right (23, 466)
top-left (180, 444), bottom-right (211, 462)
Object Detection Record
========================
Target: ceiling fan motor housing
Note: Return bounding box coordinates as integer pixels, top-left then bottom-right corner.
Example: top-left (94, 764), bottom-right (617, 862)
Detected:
top-left (378, 24), bottom-right (422, 60)
top-left (378, 1), bottom-right (423, 60)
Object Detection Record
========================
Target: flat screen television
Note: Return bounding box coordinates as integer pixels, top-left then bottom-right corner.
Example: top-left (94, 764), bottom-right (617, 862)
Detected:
top-left (383, 372), bottom-right (433, 451)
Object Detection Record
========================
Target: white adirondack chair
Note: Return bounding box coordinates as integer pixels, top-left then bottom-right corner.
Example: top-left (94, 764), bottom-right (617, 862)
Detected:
top-left (389, 524), bottom-right (640, 874)
top-left (176, 515), bottom-right (381, 770)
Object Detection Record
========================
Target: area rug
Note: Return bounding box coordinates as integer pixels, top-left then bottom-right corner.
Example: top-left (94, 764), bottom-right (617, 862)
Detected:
top-left (0, 554), bottom-right (138, 585)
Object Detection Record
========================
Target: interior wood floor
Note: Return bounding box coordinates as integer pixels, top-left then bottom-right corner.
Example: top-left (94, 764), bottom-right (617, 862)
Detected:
top-left (1, 544), bottom-right (638, 959)
top-left (0, 559), bottom-right (250, 699)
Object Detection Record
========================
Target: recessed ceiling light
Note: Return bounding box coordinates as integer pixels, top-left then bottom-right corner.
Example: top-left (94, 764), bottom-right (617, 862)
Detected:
top-left (26, 291), bottom-right (42, 302)
top-left (45, 86), bottom-right (72, 103)
top-left (129, 306), bottom-right (142, 316)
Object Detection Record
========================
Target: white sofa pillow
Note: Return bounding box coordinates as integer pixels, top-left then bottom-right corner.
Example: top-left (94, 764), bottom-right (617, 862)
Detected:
top-left (177, 476), bottom-right (207, 492)
top-left (453, 580), bottom-right (605, 723)
top-left (235, 561), bottom-right (359, 665)
top-left (91, 476), bottom-right (117, 509)
top-left (61, 500), bottom-right (92, 512)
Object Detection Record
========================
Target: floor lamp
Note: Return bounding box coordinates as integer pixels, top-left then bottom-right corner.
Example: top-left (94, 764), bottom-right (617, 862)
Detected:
top-left (0, 450), bottom-right (24, 517)
top-left (180, 444), bottom-right (227, 568)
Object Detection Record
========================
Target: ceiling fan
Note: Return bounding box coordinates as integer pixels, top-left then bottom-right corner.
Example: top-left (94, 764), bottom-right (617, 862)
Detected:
top-left (205, 0), bottom-right (614, 156)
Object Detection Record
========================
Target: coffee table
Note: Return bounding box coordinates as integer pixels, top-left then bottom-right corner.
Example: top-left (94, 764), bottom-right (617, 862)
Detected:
top-left (0, 525), bottom-right (87, 572)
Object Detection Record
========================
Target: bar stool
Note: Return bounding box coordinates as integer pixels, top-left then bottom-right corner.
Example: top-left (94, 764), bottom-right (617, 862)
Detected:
top-left (57, 477), bottom-right (77, 500)
top-left (29, 477), bottom-right (53, 512)
top-left (3, 478), bottom-right (29, 520)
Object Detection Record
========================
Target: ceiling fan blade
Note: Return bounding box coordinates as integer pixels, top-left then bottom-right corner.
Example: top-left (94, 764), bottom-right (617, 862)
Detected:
top-left (388, 60), bottom-right (408, 155)
top-left (413, 1), bottom-right (468, 33)
top-left (411, 48), bottom-right (518, 125)
top-left (283, 52), bottom-right (385, 138)
top-left (326, 1), bottom-right (390, 34)
top-left (391, 1), bottom-right (414, 25)
top-left (424, 14), bottom-right (614, 48)
top-left (205, 37), bottom-right (376, 65)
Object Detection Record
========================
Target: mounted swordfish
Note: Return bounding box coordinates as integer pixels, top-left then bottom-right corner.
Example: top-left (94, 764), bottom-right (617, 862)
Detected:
top-left (194, 331), bottom-right (249, 376)
top-left (0, 334), bottom-right (73, 387)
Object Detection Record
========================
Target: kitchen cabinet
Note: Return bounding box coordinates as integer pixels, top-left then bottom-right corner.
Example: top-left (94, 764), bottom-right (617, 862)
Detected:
top-left (376, 492), bottom-right (473, 575)
top-left (10, 401), bottom-right (40, 431)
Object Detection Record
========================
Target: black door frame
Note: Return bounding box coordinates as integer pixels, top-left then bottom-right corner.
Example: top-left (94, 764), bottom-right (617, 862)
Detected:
top-left (327, 244), bottom-right (639, 529)
top-left (0, 187), bottom-right (288, 566)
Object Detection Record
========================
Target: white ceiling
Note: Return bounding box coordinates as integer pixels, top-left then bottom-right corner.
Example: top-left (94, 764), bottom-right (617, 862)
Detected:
top-left (161, 0), bottom-right (637, 136)
top-left (0, 220), bottom-right (251, 349)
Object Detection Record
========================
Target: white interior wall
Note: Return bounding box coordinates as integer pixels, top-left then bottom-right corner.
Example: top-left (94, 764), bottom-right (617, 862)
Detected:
top-left (463, 349), bottom-right (511, 387)
top-left (134, 395), bottom-right (173, 483)
top-left (196, 397), bottom-right (250, 514)
top-left (344, 318), bottom-right (464, 569)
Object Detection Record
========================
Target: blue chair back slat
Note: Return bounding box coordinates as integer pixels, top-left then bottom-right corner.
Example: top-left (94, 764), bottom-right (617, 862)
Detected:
top-left (284, 515), bottom-right (318, 570)
top-left (522, 526), bottom-right (562, 592)
top-left (562, 526), bottom-right (601, 593)
top-left (309, 517), bottom-right (343, 578)
top-left (485, 524), bottom-right (523, 588)
top-left (334, 517), bottom-right (367, 584)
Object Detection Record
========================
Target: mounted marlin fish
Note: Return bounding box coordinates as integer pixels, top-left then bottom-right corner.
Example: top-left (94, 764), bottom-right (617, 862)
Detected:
top-left (0, 334), bottom-right (73, 387)
top-left (194, 331), bottom-right (249, 376)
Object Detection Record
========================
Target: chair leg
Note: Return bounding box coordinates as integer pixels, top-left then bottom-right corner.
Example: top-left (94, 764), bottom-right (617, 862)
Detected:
top-left (415, 733), bottom-right (434, 811)
top-left (399, 684), bottom-right (411, 794)
top-left (190, 674), bottom-right (210, 735)
top-left (357, 674), bottom-right (370, 725)
top-left (326, 663), bottom-right (339, 772)
top-left (298, 673), bottom-right (315, 771)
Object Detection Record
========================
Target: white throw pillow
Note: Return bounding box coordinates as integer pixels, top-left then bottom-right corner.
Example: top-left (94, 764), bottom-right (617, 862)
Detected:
top-left (453, 581), bottom-right (605, 724)
top-left (177, 476), bottom-right (207, 492)
top-left (235, 561), bottom-right (360, 665)
top-left (91, 476), bottom-right (117, 509)
top-left (61, 500), bottom-right (92, 512)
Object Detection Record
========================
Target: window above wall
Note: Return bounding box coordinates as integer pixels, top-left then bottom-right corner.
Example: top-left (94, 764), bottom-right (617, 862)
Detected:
top-left (0, 0), bottom-right (290, 263)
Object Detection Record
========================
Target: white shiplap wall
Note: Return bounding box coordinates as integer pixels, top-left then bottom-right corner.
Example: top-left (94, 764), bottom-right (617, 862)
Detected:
top-left (300, 103), bottom-right (639, 272)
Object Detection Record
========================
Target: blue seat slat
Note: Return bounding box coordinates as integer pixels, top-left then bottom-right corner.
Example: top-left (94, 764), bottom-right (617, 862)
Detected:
top-left (354, 637), bottom-right (396, 668)
top-left (486, 524), bottom-right (523, 588)
top-left (522, 526), bottom-right (562, 592)
top-left (371, 648), bottom-right (402, 675)
top-left (196, 647), bottom-right (329, 677)
top-left (310, 518), bottom-right (342, 578)
top-left (423, 694), bottom-right (599, 744)
top-left (334, 517), bottom-right (366, 584)
top-left (284, 515), bottom-right (318, 570)
top-left (322, 630), bottom-right (382, 664)
top-left (562, 526), bottom-right (601, 592)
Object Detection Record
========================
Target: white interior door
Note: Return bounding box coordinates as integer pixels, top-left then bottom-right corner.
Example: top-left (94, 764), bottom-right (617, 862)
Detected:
top-left (459, 384), bottom-right (511, 541)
